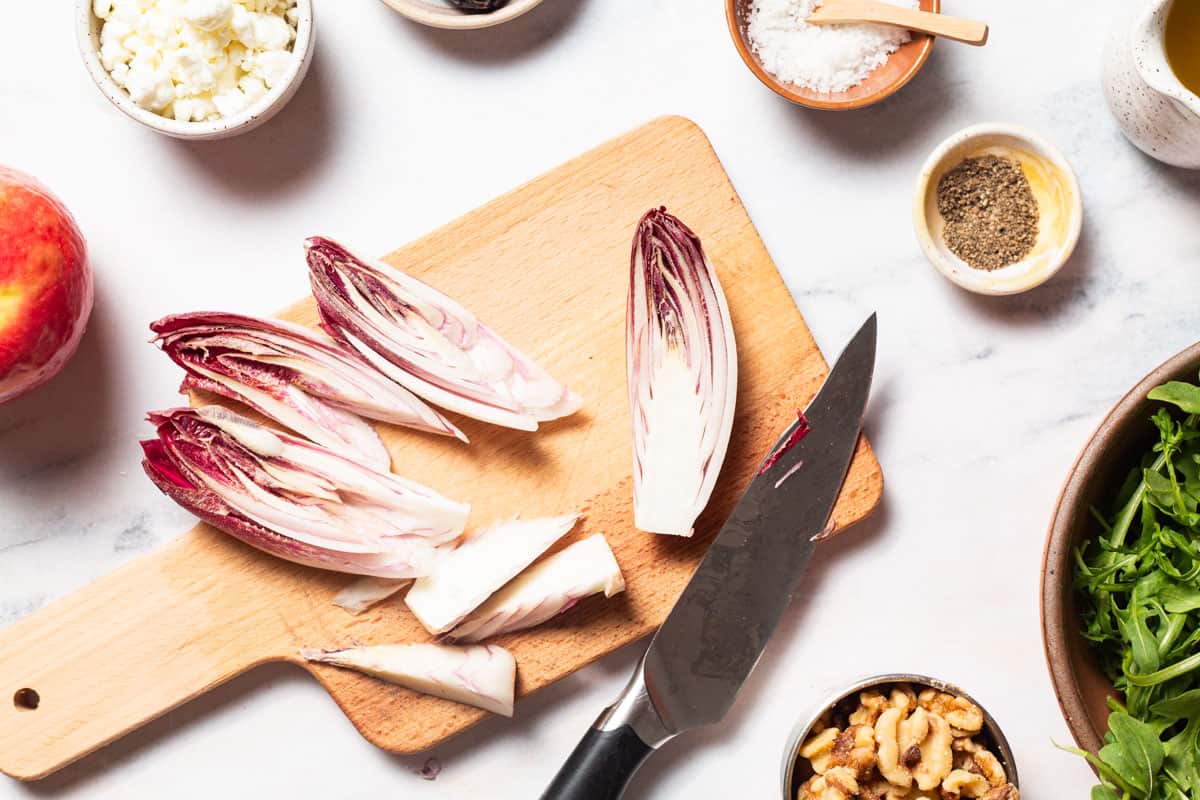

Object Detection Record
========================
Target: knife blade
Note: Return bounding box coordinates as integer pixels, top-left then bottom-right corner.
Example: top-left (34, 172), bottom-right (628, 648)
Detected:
top-left (540, 313), bottom-right (876, 800)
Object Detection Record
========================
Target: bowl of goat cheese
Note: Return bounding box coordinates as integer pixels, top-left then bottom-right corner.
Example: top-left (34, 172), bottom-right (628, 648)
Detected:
top-left (77, 0), bottom-right (314, 140)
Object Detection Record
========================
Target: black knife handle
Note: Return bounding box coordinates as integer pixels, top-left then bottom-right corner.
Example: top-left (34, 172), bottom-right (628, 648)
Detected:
top-left (538, 725), bottom-right (653, 800)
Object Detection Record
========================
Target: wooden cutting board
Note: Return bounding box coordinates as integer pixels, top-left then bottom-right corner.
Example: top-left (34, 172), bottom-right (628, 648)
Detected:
top-left (0, 116), bottom-right (882, 781)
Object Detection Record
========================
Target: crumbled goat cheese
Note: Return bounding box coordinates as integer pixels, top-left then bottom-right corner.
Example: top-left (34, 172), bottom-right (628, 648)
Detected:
top-left (93, 0), bottom-right (298, 122)
top-left (747, 0), bottom-right (918, 94)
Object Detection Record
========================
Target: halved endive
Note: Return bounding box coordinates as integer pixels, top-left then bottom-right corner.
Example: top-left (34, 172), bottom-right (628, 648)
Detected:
top-left (306, 237), bottom-right (582, 432)
top-left (627, 208), bottom-right (738, 537)
top-left (449, 534), bottom-right (625, 642)
top-left (141, 406), bottom-right (470, 577)
top-left (152, 312), bottom-right (465, 470)
top-left (301, 643), bottom-right (516, 716)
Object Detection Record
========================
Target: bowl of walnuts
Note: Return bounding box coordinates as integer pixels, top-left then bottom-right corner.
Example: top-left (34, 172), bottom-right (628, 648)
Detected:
top-left (783, 675), bottom-right (1020, 800)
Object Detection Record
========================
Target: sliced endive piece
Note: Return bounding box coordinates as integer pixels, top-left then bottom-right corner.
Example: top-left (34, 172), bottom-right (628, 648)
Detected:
top-left (449, 534), bottom-right (625, 642)
top-left (627, 208), bottom-right (738, 537)
top-left (301, 644), bottom-right (516, 717)
top-left (153, 312), bottom-right (466, 470)
top-left (405, 514), bottom-right (580, 635)
top-left (141, 406), bottom-right (470, 577)
top-left (333, 576), bottom-right (410, 615)
top-left (306, 236), bottom-right (582, 431)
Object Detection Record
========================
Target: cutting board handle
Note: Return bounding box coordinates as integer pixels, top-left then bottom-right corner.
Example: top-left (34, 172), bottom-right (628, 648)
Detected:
top-left (0, 525), bottom-right (300, 781)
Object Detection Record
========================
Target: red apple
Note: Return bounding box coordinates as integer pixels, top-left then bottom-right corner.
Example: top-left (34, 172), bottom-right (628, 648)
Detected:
top-left (0, 166), bottom-right (93, 404)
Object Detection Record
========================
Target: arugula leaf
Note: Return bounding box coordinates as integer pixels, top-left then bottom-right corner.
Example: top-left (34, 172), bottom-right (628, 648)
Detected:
top-left (1152, 688), bottom-right (1200, 721)
top-left (1144, 469), bottom-right (1184, 519)
top-left (1161, 584), bottom-right (1200, 613)
top-left (1125, 651), bottom-right (1200, 687)
top-left (1118, 590), bottom-right (1163, 675)
top-left (1148, 381), bottom-right (1200, 414)
top-left (1101, 712), bottom-right (1165, 795)
top-left (1161, 718), bottom-right (1200, 797)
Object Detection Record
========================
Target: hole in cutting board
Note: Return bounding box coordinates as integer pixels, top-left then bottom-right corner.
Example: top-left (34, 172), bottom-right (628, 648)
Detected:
top-left (13, 688), bottom-right (39, 710)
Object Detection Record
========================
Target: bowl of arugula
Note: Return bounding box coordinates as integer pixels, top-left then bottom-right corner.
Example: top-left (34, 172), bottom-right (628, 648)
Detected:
top-left (1043, 341), bottom-right (1200, 799)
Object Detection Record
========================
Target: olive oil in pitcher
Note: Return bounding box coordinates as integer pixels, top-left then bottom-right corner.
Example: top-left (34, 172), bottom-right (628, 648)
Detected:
top-left (1166, 0), bottom-right (1200, 95)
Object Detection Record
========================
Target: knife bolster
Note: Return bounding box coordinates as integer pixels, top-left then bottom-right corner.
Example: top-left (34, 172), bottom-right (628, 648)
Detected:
top-left (594, 656), bottom-right (674, 748)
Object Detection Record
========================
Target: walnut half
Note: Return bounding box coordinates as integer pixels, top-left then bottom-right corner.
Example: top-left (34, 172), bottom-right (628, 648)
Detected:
top-left (953, 738), bottom-right (1008, 787)
top-left (800, 727), bottom-right (840, 775)
top-left (919, 689), bottom-right (984, 737)
top-left (910, 710), bottom-right (954, 791)
top-left (874, 708), bottom-right (913, 788)
top-left (943, 768), bottom-right (990, 799)
top-left (798, 767), bottom-right (860, 800)
top-left (829, 725), bottom-right (877, 781)
top-left (850, 691), bottom-right (890, 727)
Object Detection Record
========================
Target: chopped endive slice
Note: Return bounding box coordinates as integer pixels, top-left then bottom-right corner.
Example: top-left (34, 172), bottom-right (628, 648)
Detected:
top-left (306, 237), bottom-right (582, 431)
top-left (405, 514), bottom-right (580, 635)
top-left (333, 576), bottom-right (410, 615)
top-left (627, 208), bottom-right (738, 537)
top-left (449, 534), bottom-right (625, 642)
top-left (301, 644), bottom-right (516, 717)
top-left (141, 406), bottom-right (470, 578)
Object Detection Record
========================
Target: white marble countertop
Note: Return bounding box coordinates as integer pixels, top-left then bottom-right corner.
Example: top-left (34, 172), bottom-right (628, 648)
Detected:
top-left (2, 0), bottom-right (1199, 797)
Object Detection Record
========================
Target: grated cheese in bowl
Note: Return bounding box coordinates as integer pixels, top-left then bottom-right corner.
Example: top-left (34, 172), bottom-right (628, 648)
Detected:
top-left (746, 0), bottom-right (919, 94)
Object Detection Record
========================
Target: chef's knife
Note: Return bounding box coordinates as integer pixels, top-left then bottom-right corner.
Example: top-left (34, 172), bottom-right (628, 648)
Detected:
top-left (539, 314), bottom-right (877, 800)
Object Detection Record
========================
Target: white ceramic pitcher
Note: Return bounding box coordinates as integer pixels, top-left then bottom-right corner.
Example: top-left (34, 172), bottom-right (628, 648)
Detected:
top-left (1103, 0), bottom-right (1200, 168)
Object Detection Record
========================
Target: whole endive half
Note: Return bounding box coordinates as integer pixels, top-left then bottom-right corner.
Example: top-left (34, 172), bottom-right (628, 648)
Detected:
top-left (306, 237), bottom-right (582, 432)
top-left (141, 406), bottom-right (470, 577)
top-left (627, 208), bottom-right (738, 537)
top-left (152, 312), bottom-right (466, 470)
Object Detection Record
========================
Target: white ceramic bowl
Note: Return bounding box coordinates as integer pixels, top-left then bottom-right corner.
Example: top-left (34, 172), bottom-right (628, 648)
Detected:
top-left (377, 0), bottom-right (545, 30)
top-left (914, 123), bottom-right (1083, 296)
top-left (76, 0), bottom-right (315, 140)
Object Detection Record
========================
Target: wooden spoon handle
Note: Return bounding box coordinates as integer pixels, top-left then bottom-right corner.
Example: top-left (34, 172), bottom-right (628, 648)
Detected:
top-left (807, 0), bottom-right (989, 46)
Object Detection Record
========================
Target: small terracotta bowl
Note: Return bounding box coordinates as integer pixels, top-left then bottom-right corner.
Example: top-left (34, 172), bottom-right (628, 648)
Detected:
top-left (725, 0), bottom-right (938, 110)
top-left (781, 674), bottom-right (1019, 798)
top-left (76, 0), bottom-right (315, 140)
top-left (1042, 340), bottom-right (1200, 756)
top-left (377, 0), bottom-right (546, 29)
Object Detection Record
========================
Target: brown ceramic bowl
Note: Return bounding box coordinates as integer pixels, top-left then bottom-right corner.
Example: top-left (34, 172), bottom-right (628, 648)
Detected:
top-left (725, 0), bottom-right (938, 110)
top-left (1042, 340), bottom-right (1200, 755)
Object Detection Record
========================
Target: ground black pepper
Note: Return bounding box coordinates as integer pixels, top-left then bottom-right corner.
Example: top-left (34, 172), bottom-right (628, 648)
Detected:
top-left (936, 155), bottom-right (1040, 272)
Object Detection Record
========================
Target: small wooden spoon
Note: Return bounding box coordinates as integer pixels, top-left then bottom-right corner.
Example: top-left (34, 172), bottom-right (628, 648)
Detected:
top-left (806, 0), bottom-right (988, 46)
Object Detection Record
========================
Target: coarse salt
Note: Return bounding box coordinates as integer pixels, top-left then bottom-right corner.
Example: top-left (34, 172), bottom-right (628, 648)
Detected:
top-left (747, 0), bottom-right (918, 94)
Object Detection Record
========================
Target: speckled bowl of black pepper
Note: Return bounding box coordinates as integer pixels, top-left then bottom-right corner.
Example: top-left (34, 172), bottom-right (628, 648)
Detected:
top-left (914, 123), bottom-right (1082, 296)
top-left (782, 674), bottom-right (1020, 800)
